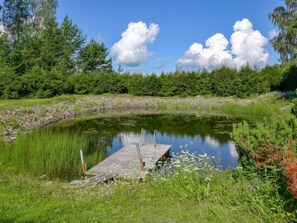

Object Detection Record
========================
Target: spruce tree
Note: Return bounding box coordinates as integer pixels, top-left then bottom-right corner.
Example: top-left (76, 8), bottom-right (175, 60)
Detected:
top-left (58, 16), bottom-right (85, 73)
top-left (78, 39), bottom-right (112, 72)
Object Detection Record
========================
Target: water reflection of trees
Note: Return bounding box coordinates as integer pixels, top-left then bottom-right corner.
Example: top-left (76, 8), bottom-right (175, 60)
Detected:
top-left (56, 114), bottom-right (243, 145)
top-left (51, 114), bottom-right (242, 172)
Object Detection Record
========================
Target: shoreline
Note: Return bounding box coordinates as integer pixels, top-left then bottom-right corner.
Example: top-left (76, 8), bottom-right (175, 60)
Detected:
top-left (0, 93), bottom-right (288, 141)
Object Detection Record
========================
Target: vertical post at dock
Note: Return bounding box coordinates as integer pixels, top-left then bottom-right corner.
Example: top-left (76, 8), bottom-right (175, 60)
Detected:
top-left (136, 144), bottom-right (144, 172)
top-left (141, 128), bottom-right (146, 145)
top-left (153, 129), bottom-right (157, 148)
top-left (80, 150), bottom-right (87, 173)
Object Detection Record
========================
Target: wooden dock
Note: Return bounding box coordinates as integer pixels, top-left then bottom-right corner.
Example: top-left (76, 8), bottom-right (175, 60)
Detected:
top-left (71, 143), bottom-right (171, 185)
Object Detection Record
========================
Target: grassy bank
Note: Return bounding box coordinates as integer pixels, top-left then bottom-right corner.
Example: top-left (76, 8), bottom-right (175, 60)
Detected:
top-left (0, 92), bottom-right (291, 141)
top-left (0, 154), bottom-right (291, 223)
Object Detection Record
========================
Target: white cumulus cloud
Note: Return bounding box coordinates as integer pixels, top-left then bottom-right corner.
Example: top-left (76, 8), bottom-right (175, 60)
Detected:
top-left (178, 33), bottom-right (233, 69)
top-left (228, 143), bottom-right (238, 158)
top-left (205, 135), bottom-right (220, 148)
top-left (268, 29), bottom-right (279, 40)
top-left (111, 21), bottom-right (160, 67)
top-left (119, 132), bottom-right (143, 146)
top-left (178, 19), bottom-right (269, 70)
top-left (231, 19), bottom-right (269, 69)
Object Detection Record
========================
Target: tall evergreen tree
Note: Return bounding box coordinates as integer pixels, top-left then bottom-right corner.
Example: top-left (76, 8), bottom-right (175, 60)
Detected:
top-left (269, 0), bottom-right (297, 63)
top-left (0, 34), bottom-right (11, 65)
top-left (12, 29), bottom-right (42, 73)
top-left (58, 16), bottom-right (85, 73)
top-left (39, 18), bottom-right (63, 71)
top-left (78, 39), bottom-right (112, 72)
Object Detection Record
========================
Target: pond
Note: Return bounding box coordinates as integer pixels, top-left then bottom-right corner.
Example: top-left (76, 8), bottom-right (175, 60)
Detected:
top-left (52, 113), bottom-right (243, 175)
top-left (7, 113), bottom-right (246, 180)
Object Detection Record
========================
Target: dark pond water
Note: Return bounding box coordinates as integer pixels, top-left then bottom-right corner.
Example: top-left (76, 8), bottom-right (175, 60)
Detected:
top-left (54, 113), bottom-right (243, 170)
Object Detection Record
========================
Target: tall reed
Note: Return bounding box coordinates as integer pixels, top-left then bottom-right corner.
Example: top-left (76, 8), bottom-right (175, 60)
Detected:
top-left (4, 128), bottom-right (106, 180)
top-left (221, 103), bottom-right (282, 118)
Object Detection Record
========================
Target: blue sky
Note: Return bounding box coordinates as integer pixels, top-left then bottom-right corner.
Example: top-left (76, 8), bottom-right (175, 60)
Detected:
top-left (57, 0), bottom-right (283, 73)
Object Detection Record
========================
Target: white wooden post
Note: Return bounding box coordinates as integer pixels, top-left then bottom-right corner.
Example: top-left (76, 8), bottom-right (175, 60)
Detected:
top-left (153, 129), bottom-right (157, 148)
top-left (80, 150), bottom-right (87, 173)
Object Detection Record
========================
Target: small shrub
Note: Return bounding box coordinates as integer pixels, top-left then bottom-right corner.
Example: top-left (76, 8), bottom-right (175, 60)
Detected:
top-left (283, 152), bottom-right (297, 199)
top-left (232, 112), bottom-right (297, 202)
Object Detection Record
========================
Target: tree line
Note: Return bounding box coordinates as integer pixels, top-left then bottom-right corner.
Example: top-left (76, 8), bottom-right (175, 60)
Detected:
top-left (0, 0), bottom-right (296, 99)
top-left (1, 64), bottom-right (297, 99)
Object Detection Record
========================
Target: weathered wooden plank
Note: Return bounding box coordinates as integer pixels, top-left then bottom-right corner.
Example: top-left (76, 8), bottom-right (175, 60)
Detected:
top-left (82, 143), bottom-right (171, 184)
top-left (86, 172), bottom-right (114, 185)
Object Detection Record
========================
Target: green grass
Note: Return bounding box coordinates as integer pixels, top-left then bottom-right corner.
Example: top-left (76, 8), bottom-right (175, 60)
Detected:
top-left (0, 94), bottom-right (84, 110)
top-left (1, 128), bottom-right (107, 180)
top-left (157, 101), bottom-right (281, 118)
top-left (0, 158), bottom-right (291, 223)
top-left (220, 103), bottom-right (283, 118)
top-left (156, 97), bottom-right (288, 120)
top-left (0, 92), bottom-right (289, 115)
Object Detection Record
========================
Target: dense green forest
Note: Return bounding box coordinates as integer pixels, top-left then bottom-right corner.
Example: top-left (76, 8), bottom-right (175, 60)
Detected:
top-left (0, 0), bottom-right (296, 99)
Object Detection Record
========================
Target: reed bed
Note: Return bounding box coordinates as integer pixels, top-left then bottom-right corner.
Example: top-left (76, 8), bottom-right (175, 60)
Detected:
top-left (1, 128), bottom-right (106, 180)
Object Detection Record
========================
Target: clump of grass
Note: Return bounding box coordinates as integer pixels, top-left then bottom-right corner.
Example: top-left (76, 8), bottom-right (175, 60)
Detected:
top-left (0, 94), bottom-right (84, 110)
top-left (220, 103), bottom-right (282, 118)
top-left (154, 93), bottom-right (289, 119)
top-left (2, 128), bottom-right (106, 180)
top-left (220, 93), bottom-right (288, 118)
top-left (0, 139), bottom-right (9, 163)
